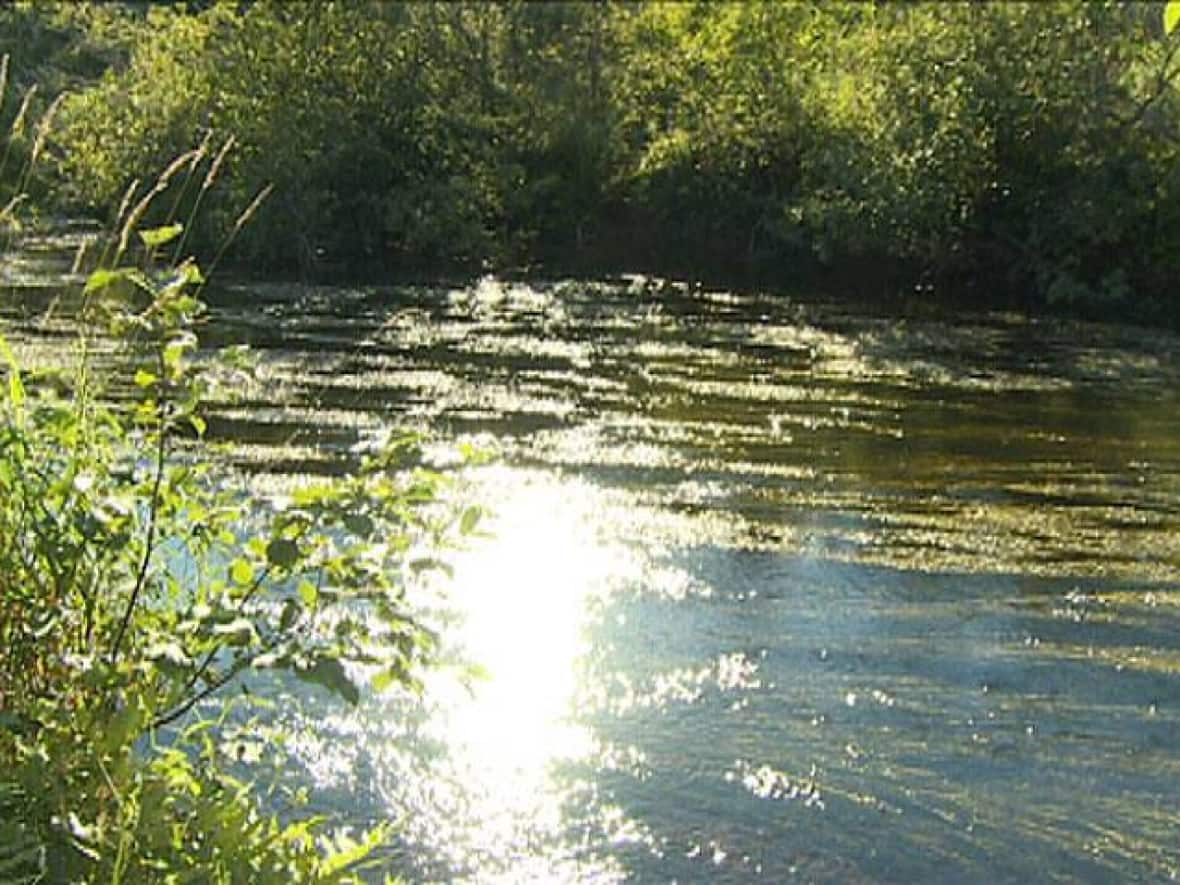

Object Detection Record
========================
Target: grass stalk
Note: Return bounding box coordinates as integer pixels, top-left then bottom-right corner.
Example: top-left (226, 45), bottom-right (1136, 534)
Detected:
top-left (172, 135), bottom-right (234, 265)
top-left (160, 129), bottom-right (212, 253)
top-left (0, 53), bottom-right (8, 116)
top-left (204, 182), bottom-right (272, 283)
top-left (0, 84), bottom-right (37, 188)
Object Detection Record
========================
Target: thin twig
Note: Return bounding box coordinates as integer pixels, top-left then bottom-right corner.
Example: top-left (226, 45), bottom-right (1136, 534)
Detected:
top-left (150, 662), bottom-right (240, 731)
top-left (109, 357), bottom-right (169, 664)
top-left (0, 54), bottom-right (9, 117)
top-left (178, 564), bottom-right (271, 700)
top-left (150, 631), bottom-right (281, 731)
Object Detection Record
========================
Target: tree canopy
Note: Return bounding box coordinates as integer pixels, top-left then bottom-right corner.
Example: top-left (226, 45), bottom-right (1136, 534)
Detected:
top-left (7, 1), bottom-right (1180, 320)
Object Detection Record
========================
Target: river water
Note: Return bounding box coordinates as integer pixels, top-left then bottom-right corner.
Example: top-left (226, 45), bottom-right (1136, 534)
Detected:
top-left (4, 238), bottom-right (1180, 882)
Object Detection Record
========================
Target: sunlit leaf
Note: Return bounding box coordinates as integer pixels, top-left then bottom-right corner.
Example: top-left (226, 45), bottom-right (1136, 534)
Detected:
top-left (458, 441), bottom-right (494, 465)
top-left (297, 580), bottom-right (318, 607)
top-left (465, 661), bottom-right (493, 683)
top-left (83, 267), bottom-right (153, 297)
top-left (163, 333), bottom-right (197, 374)
top-left (133, 368), bottom-right (158, 388)
top-left (0, 333), bottom-right (24, 409)
top-left (173, 260), bottom-right (204, 286)
top-left (83, 267), bottom-right (119, 294)
top-left (229, 558), bottom-right (255, 586)
top-left (459, 505), bottom-right (482, 535)
top-left (370, 668), bottom-right (398, 693)
top-left (219, 344), bottom-right (254, 369)
top-left (139, 222), bottom-right (183, 248)
top-left (320, 825), bottom-right (386, 876)
top-left (1167, 1), bottom-right (1180, 35)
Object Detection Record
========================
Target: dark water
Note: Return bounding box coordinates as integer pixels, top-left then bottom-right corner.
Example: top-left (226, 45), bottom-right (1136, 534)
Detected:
top-left (4, 238), bottom-right (1180, 882)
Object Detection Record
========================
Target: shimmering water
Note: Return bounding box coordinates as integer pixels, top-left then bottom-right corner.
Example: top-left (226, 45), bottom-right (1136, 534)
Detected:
top-left (4, 240), bottom-right (1180, 882)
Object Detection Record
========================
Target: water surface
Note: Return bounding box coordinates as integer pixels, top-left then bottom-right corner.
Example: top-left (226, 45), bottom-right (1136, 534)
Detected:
top-left (4, 244), bottom-right (1180, 882)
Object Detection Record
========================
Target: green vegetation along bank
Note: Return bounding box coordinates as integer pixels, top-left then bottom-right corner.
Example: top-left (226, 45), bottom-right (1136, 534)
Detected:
top-left (7, 2), bottom-right (1180, 317)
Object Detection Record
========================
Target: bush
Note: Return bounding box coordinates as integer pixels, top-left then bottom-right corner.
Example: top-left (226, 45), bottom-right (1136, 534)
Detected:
top-left (29, 2), bottom-right (1180, 317)
top-left (0, 134), bottom-right (479, 880)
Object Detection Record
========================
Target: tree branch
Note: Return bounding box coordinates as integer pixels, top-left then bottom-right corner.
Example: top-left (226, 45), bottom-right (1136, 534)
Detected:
top-left (178, 564), bottom-right (272, 701)
top-left (1109, 36), bottom-right (1180, 133)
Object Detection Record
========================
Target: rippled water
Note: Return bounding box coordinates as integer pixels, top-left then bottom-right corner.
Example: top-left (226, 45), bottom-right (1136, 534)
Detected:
top-left (4, 239), bottom-right (1180, 882)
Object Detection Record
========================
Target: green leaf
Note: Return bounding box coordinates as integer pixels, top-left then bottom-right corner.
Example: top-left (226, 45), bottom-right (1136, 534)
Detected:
top-left (343, 512), bottom-right (374, 537)
top-left (0, 333), bottom-right (24, 410)
top-left (139, 223), bottom-right (184, 248)
top-left (297, 580), bottom-right (318, 607)
top-left (133, 368), bottom-right (158, 388)
top-left (320, 826), bottom-right (386, 876)
top-left (188, 413), bottom-right (207, 436)
top-left (83, 267), bottom-right (119, 294)
top-left (458, 440), bottom-right (494, 465)
top-left (162, 333), bottom-right (197, 375)
top-left (279, 598), bottom-right (300, 631)
top-left (229, 558), bottom-right (255, 586)
top-left (371, 669), bottom-right (399, 693)
top-left (1168, 2), bottom-right (1180, 35)
top-left (220, 344), bottom-right (254, 369)
top-left (266, 538), bottom-right (300, 569)
top-left (459, 506), bottom-right (483, 535)
top-left (83, 267), bottom-right (155, 302)
top-left (178, 261), bottom-right (205, 285)
top-left (297, 657), bottom-right (360, 705)
top-left (292, 484), bottom-right (334, 507)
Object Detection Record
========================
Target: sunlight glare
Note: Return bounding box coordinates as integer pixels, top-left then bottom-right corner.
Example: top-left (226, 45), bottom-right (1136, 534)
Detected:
top-left (426, 468), bottom-right (629, 846)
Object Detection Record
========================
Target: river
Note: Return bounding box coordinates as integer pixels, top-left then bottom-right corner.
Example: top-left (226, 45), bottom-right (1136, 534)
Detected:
top-left (4, 235), bottom-right (1180, 882)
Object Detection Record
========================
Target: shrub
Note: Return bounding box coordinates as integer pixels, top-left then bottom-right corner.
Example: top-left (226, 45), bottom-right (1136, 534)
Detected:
top-left (0, 127), bottom-right (477, 880)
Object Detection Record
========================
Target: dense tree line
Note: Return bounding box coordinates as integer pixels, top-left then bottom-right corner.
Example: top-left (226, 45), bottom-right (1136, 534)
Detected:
top-left (6, 1), bottom-right (1180, 320)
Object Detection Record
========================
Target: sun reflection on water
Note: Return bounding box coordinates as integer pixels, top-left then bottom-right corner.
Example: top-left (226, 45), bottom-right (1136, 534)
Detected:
top-left (417, 467), bottom-right (639, 880)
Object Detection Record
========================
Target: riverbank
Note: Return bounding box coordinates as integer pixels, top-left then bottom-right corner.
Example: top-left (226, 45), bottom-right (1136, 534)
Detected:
top-left (8, 4), bottom-right (1180, 328)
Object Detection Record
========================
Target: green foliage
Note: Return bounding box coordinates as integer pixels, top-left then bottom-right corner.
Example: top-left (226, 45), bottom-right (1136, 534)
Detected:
top-left (612, 2), bottom-right (1180, 311)
top-left (0, 3), bottom-right (137, 229)
top-left (50, 3), bottom-right (498, 272)
top-left (1167, 2), bottom-right (1180, 36)
top-left (18, 1), bottom-right (1180, 317)
top-left (611, 3), bottom-right (810, 261)
top-left (0, 142), bottom-right (465, 878)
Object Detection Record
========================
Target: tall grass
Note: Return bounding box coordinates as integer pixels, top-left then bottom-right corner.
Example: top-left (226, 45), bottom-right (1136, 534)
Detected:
top-left (0, 54), bottom-right (67, 251)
